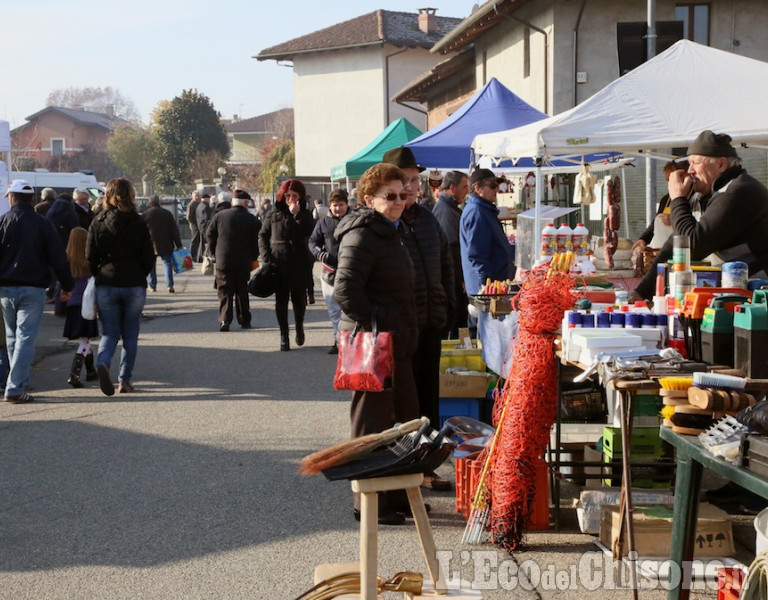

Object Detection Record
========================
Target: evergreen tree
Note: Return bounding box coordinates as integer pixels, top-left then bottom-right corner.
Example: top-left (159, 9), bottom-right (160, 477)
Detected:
top-left (153, 90), bottom-right (229, 185)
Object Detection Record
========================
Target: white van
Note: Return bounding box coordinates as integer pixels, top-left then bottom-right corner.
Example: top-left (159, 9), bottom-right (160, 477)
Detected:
top-left (12, 170), bottom-right (103, 203)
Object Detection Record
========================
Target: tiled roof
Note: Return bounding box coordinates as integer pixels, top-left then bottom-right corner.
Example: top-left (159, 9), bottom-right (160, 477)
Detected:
top-left (256, 10), bottom-right (463, 61)
top-left (21, 106), bottom-right (121, 130)
top-left (393, 48), bottom-right (475, 102)
top-left (432, 0), bottom-right (532, 55)
top-left (226, 108), bottom-right (293, 134)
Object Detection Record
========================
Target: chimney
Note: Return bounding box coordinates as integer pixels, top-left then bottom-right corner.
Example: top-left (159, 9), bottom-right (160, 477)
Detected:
top-left (418, 7), bottom-right (437, 34)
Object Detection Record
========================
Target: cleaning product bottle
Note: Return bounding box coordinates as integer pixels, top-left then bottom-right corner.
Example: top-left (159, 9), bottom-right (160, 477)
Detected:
top-left (540, 223), bottom-right (557, 259)
top-left (572, 223), bottom-right (590, 256)
top-left (556, 222), bottom-right (573, 253)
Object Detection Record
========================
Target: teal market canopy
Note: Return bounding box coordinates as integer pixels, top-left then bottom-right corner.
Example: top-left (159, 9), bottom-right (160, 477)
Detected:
top-left (330, 118), bottom-right (423, 181)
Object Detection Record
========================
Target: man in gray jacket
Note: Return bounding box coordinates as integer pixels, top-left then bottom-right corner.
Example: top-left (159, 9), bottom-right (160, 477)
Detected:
top-left (143, 196), bottom-right (182, 293)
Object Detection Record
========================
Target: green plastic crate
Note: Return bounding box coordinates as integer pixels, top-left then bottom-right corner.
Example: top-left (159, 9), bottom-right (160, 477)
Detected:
top-left (602, 426), bottom-right (663, 459)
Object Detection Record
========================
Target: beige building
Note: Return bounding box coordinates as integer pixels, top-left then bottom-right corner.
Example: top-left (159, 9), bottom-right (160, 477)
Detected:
top-left (256, 8), bottom-right (464, 177)
top-left (10, 106), bottom-right (121, 171)
top-left (226, 108), bottom-right (294, 165)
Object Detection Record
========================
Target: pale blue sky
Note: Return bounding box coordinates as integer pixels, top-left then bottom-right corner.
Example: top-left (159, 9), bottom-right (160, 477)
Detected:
top-left (0, 1), bottom-right (475, 128)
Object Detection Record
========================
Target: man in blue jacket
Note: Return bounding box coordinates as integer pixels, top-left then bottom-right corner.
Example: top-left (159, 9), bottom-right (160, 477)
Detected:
top-left (0, 180), bottom-right (74, 403)
top-left (459, 168), bottom-right (515, 298)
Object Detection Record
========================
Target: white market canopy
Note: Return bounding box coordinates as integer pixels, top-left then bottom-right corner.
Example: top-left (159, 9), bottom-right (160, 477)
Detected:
top-left (473, 40), bottom-right (768, 162)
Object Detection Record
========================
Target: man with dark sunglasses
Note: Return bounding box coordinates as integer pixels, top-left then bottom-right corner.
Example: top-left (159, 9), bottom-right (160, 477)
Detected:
top-left (459, 168), bottom-right (516, 307)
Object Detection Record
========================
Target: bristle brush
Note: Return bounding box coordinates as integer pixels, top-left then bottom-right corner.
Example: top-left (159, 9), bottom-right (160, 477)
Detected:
top-left (692, 372), bottom-right (768, 392)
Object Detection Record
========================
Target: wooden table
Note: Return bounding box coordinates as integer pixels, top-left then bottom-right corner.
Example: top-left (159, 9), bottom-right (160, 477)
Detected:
top-left (660, 427), bottom-right (768, 600)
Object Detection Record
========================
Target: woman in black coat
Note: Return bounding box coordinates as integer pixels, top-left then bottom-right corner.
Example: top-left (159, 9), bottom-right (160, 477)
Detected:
top-left (334, 163), bottom-right (418, 525)
top-left (258, 179), bottom-right (314, 351)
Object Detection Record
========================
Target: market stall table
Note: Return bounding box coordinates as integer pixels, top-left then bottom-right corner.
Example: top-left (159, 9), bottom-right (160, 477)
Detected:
top-left (660, 426), bottom-right (768, 600)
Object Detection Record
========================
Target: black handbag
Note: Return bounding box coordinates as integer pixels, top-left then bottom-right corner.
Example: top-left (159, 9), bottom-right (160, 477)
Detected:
top-left (248, 263), bottom-right (278, 298)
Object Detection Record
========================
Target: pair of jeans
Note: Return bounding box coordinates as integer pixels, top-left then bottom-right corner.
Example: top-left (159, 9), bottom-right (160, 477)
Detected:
top-left (148, 254), bottom-right (174, 290)
top-left (96, 286), bottom-right (146, 383)
top-left (320, 279), bottom-right (342, 341)
top-left (0, 286), bottom-right (46, 397)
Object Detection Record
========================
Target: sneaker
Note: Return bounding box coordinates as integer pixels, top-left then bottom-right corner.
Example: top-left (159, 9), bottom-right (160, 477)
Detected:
top-left (4, 392), bottom-right (34, 404)
top-left (97, 365), bottom-right (114, 397)
top-left (149, 287), bottom-right (157, 292)
top-left (219, 322), bottom-right (230, 332)
top-left (118, 381), bottom-right (135, 393)
top-left (167, 287), bottom-right (174, 293)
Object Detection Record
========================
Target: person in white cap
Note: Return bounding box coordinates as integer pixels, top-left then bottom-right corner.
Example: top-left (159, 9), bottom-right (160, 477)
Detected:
top-left (0, 180), bottom-right (74, 403)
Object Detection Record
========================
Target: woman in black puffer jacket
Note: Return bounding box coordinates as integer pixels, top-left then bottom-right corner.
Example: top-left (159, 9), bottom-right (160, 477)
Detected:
top-left (258, 179), bottom-right (315, 351)
top-left (86, 178), bottom-right (155, 396)
top-left (333, 163), bottom-right (418, 525)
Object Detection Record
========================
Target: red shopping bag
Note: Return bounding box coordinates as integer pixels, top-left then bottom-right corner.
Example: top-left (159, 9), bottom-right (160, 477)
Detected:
top-left (333, 321), bottom-right (394, 392)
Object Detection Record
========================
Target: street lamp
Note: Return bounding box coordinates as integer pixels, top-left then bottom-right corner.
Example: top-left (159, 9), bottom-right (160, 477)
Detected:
top-left (279, 164), bottom-right (288, 176)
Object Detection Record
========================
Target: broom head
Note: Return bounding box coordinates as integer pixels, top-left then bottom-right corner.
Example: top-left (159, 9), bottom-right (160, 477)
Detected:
top-left (299, 417), bottom-right (428, 475)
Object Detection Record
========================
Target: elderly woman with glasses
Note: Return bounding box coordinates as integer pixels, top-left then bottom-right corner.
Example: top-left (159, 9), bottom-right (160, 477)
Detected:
top-left (333, 162), bottom-right (419, 526)
top-left (459, 168), bottom-right (516, 300)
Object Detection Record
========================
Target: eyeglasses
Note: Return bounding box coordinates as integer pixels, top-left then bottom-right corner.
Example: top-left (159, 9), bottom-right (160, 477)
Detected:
top-left (377, 192), bottom-right (409, 202)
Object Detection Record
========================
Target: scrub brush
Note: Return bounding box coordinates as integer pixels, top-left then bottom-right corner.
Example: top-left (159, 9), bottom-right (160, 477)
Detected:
top-left (658, 376), bottom-right (694, 400)
top-left (657, 376), bottom-right (694, 390)
top-left (692, 372), bottom-right (768, 392)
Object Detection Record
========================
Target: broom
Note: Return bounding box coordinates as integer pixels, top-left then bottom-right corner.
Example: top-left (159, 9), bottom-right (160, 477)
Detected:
top-left (299, 417), bottom-right (428, 475)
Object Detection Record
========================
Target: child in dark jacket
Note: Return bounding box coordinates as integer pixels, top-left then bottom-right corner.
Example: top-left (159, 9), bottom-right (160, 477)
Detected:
top-left (56, 227), bottom-right (99, 387)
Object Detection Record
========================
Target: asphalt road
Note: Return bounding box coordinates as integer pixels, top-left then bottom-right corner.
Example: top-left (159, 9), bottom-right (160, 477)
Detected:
top-left (0, 265), bottom-right (754, 599)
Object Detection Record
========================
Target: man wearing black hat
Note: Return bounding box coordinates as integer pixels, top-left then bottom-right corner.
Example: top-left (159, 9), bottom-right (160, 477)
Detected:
top-left (631, 130), bottom-right (768, 301)
top-left (459, 168), bottom-right (516, 300)
top-left (383, 146), bottom-right (455, 492)
top-left (206, 189), bottom-right (260, 331)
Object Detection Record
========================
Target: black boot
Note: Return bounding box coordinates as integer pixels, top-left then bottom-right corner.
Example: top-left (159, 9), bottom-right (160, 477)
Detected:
top-left (67, 354), bottom-right (84, 388)
top-left (280, 329), bottom-right (290, 351)
top-left (295, 321), bottom-right (305, 346)
top-left (84, 353), bottom-right (97, 381)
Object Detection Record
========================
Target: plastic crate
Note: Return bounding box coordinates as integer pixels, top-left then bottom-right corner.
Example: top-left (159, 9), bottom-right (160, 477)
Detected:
top-left (439, 339), bottom-right (485, 372)
top-left (455, 453), bottom-right (482, 519)
top-left (559, 387), bottom-right (607, 422)
top-left (439, 397), bottom-right (482, 428)
top-left (602, 426), bottom-right (664, 458)
top-left (633, 393), bottom-right (664, 417)
top-left (717, 567), bottom-right (744, 600)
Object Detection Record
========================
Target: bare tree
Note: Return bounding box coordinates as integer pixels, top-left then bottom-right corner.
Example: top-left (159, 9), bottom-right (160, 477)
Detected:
top-left (46, 86), bottom-right (142, 123)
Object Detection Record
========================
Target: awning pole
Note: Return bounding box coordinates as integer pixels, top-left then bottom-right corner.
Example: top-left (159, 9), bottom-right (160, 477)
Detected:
top-left (534, 157), bottom-right (543, 266)
top-left (621, 166), bottom-right (630, 239)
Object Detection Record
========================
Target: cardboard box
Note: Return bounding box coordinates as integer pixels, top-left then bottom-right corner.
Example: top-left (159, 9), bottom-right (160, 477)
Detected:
top-left (599, 503), bottom-right (734, 558)
top-left (577, 488), bottom-right (674, 534)
top-left (439, 372), bottom-right (491, 398)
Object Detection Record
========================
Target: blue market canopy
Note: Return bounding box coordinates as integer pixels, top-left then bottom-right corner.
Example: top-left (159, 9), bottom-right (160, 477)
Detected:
top-left (406, 77), bottom-right (617, 170)
top-left (330, 118), bottom-right (423, 181)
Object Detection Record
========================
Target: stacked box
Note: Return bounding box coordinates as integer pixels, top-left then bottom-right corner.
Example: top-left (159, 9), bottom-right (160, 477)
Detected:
top-left (439, 339), bottom-right (495, 399)
top-left (602, 426), bottom-right (667, 487)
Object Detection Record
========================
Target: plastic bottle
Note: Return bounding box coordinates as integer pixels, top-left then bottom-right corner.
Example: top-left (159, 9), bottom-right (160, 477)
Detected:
top-left (671, 235), bottom-right (694, 307)
top-left (556, 223), bottom-right (573, 253)
top-left (672, 235), bottom-right (691, 272)
top-left (540, 223), bottom-right (557, 259)
top-left (571, 223), bottom-right (590, 256)
top-left (632, 301), bottom-right (651, 314)
top-left (596, 311), bottom-right (611, 328)
top-left (722, 261), bottom-right (748, 289)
